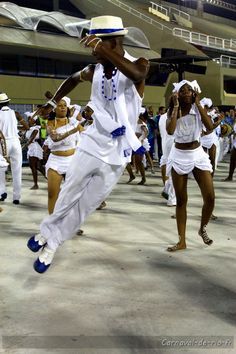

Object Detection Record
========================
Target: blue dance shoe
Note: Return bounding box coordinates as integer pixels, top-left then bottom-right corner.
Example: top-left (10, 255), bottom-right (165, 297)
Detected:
top-left (33, 246), bottom-right (55, 273)
top-left (27, 233), bottom-right (47, 252)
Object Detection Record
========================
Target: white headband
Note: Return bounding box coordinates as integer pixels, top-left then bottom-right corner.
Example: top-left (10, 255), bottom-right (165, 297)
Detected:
top-left (172, 80), bottom-right (201, 93)
top-left (200, 97), bottom-right (213, 108)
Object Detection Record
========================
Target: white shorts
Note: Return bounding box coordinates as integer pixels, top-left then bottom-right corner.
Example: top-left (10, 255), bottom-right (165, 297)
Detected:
top-left (167, 145), bottom-right (213, 175)
top-left (201, 132), bottom-right (218, 150)
top-left (27, 142), bottom-right (43, 160)
top-left (45, 153), bottom-right (74, 177)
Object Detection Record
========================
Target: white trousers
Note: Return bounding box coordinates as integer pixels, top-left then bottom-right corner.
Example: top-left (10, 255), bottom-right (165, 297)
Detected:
top-left (0, 138), bottom-right (22, 200)
top-left (40, 149), bottom-right (125, 251)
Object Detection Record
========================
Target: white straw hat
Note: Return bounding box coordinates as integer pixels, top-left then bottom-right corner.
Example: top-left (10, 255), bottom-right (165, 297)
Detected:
top-left (89, 15), bottom-right (128, 37)
top-left (0, 93), bottom-right (10, 103)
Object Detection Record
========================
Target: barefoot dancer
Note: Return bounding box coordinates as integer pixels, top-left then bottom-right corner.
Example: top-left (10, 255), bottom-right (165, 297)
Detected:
top-left (44, 98), bottom-right (82, 214)
top-left (166, 80), bottom-right (215, 252)
top-left (24, 117), bottom-right (45, 189)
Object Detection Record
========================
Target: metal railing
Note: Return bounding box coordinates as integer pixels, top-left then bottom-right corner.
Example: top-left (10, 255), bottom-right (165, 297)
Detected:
top-left (150, 2), bottom-right (168, 17)
top-left (213, 55), bottom-right (236, 68)
top-left (108, 0), bottom-right (171, 31)
top-left (108, 0), bottom-right (236, 53)
top-left (168, 6), bottom-right (190, 21)
top-left (173, 27), bottom-right (236, 52)
top-left (150, 1), bottom-right (190, 21)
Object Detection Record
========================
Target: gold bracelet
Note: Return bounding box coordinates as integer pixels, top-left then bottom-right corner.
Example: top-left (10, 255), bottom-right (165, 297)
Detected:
top-left (94, 39), bottom-right (102, 53)
top-left (173, 105), bottom-right (179, 108)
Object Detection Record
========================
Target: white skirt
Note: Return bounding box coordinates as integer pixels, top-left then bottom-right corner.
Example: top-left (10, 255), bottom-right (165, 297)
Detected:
top-left (167, 145), bottom-right (213, 176)
top-left (45, 153), bottom-right (74, 177)
top-left (201, 132), bottom-right (218, 150)
top-left (27, 142), bottom-right (43, 160)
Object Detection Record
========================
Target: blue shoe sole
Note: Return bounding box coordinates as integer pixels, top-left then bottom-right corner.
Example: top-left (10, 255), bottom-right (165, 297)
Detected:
top-left (33, 259), bottom-right (51, 273)
top-left (0, 192), bottom-right (7, 201)
top-left (27, 236), bottom-right (45, 253)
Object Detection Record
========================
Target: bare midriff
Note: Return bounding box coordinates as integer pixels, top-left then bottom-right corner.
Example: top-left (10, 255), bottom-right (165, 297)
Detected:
top-left (51, 149), bottom-right (75, 156)
top-left (175, 141), bottom-right (200, 150)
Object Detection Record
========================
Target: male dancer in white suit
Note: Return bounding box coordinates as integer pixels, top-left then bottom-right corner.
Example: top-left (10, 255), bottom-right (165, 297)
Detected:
top-left (27, 15), bottom-right (149, 273)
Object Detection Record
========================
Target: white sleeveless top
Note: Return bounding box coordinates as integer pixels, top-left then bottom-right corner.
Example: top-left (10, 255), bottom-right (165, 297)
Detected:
top-left (44, 118), bottom-right (79, 152)
top-left (174, 105), bottom-right (203, 143)
top-left (79, 51), bottom-right (143, 166)
top-left (25, 125), bottom-right (40, 141)
top-left (0, 106), bottom-right (19, 139)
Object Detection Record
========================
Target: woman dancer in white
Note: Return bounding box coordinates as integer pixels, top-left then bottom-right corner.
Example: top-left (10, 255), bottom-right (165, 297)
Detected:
top-left (200, 98), bottom-right (223, 175)
top-left (159, 112), bottom-right (176, 207)
top-left (44, 98), bottom-right (82, 214)
top-left (166, 80), bottom-right (215, 252)
top-left (24, 117), bottom-right (45, 190)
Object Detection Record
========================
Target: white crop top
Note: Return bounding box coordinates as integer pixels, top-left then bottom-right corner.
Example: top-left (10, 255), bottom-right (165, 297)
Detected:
top-left (25, 125), bottom-right (40, 141)
top-left (44, 118), bottom-right (79, 151)
top-left (174, 105), bottom-right (203, 143)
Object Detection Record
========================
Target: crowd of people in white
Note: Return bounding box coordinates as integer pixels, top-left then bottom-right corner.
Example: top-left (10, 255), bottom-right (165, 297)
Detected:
top-left (0, 15), bottom-right (235, 272)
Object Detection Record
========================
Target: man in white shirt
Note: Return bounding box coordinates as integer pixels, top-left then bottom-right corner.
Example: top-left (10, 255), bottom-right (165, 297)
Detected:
top-left (27, 15), bottom-right (149, 273)
top-left (0, 92), bottom-right (28, 204)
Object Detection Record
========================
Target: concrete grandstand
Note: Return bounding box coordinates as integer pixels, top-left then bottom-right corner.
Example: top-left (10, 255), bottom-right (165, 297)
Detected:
top-left (0, 0), bottom-right (235, 109)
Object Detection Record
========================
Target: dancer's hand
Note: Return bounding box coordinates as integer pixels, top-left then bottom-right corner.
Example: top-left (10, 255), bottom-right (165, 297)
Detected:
top-left (170, 93), bottom-right (179, 107)
top-left (111, 125), bottom-right (126, 138)
top-left (80, 34), bottom-right (102, 53)
top-left (32, 102), bottom-right (54, 119)
top-left (193, 90), bottom-right (200, 105)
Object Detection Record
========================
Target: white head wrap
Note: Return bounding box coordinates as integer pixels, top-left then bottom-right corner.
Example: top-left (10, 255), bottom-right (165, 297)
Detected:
top-left (172, 80), bottom-right (201, 93)
top-left (24, 111), bottom-right (32, 118)
top-left (200, 97), bottom-right (213, 108)
top-left (139, 107), bottom-right (146, 114)
top-left (61, 96), bottom-right (71, 107)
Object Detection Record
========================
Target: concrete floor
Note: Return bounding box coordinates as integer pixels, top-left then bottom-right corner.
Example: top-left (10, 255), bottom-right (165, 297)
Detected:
top-left (0, 158), bottom-right (235, 354)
